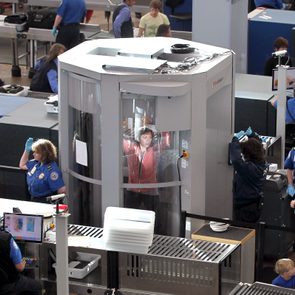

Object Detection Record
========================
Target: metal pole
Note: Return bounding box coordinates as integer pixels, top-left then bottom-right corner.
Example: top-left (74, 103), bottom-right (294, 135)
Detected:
top-left (55, 212), bottom-right (70, 295)
top-left (277, 65), bottom-right (287, 167)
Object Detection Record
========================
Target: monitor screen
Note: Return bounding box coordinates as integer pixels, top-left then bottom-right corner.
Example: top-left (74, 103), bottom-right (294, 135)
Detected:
top-left (3, 213), bottom-right (43, 243)
top-left (272, 67), bottom-right (295, 90)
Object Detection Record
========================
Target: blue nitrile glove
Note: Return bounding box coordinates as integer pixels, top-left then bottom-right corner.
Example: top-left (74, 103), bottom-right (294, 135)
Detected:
top-left (245, 126), bottom-right (260, 139)
top-left (51, 27), bottom-right (58, 37)
top-left (25, 137), bottom-right (33, 153)
top-left (234, 130), bottom-right (245, 140)
top-left (245, 126), bottom-right (253, 137)
top-left (287, 184), bottom-right (295, 197)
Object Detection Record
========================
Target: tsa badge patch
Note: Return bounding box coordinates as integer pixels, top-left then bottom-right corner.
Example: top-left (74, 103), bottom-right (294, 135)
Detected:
top-left (50, 172), bottom-right (59, 181)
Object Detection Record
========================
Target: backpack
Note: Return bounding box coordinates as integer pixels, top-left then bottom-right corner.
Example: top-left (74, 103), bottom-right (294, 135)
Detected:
top-left (27, 8), bottom-right (56, 29)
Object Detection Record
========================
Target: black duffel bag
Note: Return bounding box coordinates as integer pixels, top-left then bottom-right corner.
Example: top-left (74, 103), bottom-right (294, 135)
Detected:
top-left (4, 13), bottom-right (27, 24)
top-left (27, 7), bottom-right (56, 29)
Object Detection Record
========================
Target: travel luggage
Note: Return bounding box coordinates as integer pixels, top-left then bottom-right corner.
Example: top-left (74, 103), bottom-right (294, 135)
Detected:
top-left (260, 170), bottom-right (295, 258)
top-left (27, 8), bottom-right (56, 29)
top-left (4, 13), bottom-right (27, 25)
top-left (4, 14), bottom-right (28, 32)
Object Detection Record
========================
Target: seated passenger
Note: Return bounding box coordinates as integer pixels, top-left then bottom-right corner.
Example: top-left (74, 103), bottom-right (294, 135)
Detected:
top-left (137, 0), bottom-right (170, 37)
top-left (30, 43), bottom-right (65, 94)
top-left (272, 258), bottom-right (295, 288)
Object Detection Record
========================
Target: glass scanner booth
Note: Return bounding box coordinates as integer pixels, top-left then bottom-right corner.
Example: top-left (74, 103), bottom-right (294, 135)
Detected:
top-left (58, 37), bottom-right (234, 236)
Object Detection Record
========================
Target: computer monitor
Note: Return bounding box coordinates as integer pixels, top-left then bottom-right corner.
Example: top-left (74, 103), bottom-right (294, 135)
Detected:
top-left (3, 213), bottom-right (43, 243)
top-left (272, 67), bottom-right (295, 90)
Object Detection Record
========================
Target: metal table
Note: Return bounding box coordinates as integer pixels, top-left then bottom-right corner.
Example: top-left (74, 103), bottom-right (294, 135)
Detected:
top-left (25, 0), bottom-right (150, 13)
top-left (0, 18), bottom-right (101, 74)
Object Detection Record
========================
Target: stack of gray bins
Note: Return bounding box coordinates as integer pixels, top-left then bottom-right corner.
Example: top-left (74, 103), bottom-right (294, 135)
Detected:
top-left (260, 170), bottom-right (295, 258)
top-left (119, 235), bottom-right (241, 295)
top-left (229, 282), bottom-right (295, 294)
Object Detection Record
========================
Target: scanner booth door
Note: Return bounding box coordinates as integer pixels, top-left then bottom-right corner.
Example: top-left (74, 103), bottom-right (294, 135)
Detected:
top-left (66, 73), bottom-right (102, 226)
top-left (120, 81), bottom-right (191, 236)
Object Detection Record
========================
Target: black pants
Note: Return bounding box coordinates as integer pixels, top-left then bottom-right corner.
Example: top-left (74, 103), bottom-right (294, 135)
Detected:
top-left (56, 23), bottom-right (81, 50)
top-left (234, 201), bottom-right (262, 223)
top-left (0, 275), bottom-right (42, 295)
top-left (124, 190), bottom-right (161, 234)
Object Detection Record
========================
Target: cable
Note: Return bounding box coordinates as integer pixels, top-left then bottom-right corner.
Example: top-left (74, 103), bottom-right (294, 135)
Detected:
top-left (176, 150), bottom-right (189, 236)
top-left (176, 150), bottom-right (190, 231)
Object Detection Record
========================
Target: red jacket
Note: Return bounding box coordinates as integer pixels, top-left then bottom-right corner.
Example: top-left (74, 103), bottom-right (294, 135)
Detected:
top-left (124, 140), bottom-right (158, 193)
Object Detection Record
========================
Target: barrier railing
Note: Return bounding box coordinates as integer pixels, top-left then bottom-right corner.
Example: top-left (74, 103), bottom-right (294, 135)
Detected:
top-left (180, 211), bottom-right (295, 282)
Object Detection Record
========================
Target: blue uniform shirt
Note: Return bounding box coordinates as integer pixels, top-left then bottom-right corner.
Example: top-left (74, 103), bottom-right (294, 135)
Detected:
top-left (272, 275), bottom-right (295, 288)
top-left (254, 0), bottom-right (283, 8)
top-left (274, 98), bottom-right (295, 124)
top-left (26, 160), bottom-right (65, 198)
top-left (10, 238), bottom-right (22, 265)
top-left (113, 3), bottom-right (131, 38)
top-left (285, 148), bottom-right (295, 182)
top-left (57, 0), bottom-right (86, 25)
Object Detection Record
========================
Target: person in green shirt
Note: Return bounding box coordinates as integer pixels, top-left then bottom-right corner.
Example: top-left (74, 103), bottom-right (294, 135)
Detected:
top-left (137, 0), bottom-right (170, 37)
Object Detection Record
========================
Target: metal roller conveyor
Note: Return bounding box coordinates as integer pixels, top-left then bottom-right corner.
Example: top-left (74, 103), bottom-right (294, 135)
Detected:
top-left (67, 224), bottom-right (103, 238)
top-left (39, 223), bottom-right (241, 295)
top-left (149, 235), bottom-right (234, 262)
top-left (119, 234), bottom-right (240, 295)
top-left (229, 282), bottom-right (295, 294)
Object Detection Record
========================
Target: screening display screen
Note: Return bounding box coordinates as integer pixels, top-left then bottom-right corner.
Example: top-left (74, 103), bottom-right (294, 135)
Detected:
top-left (272, 67), bottom-right (295, 90)
top-left (3, 213), bottom-right (43, 243)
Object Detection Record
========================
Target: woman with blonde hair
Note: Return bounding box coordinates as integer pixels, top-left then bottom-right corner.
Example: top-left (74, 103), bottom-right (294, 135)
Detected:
top-left (30, 43), bottom-right (65, 93)
top-left (19, 138), bottom-right (66, 203)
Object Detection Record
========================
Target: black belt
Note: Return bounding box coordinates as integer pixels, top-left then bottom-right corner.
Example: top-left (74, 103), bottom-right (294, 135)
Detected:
top-left (62, 23), bottom-right (79, 27)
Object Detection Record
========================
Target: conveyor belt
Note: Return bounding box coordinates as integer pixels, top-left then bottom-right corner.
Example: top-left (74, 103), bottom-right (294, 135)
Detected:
top-left (67, 224), bottom-right (236, 262)
top-left (229, 282), bottom-right (295, 294)
top-left (149, 235), bottom-right (234, 262)
top-left (68, 224), bottom-right (103, 239)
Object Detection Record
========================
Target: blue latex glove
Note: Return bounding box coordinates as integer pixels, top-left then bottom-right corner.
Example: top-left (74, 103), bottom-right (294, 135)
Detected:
top-left (51, 27), bottom-right (58, 37)
top-left (287, 184), bottom-right (295, 197)
top-left (25, 137), bottom-right (33, 152)
top-left (234, 130), bottom-right (245, 140)
top-left (245, 127), bottom-right (253, 137)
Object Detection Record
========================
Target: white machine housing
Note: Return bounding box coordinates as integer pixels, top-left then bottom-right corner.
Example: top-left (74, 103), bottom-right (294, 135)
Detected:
top-left (58, 37), bottom-right (235, 233)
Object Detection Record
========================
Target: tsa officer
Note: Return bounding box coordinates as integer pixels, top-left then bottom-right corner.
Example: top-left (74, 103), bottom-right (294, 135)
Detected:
top-left (19, 138), bottom-right (66, 203)
top-left (0, 230), bottom-right (42, 294)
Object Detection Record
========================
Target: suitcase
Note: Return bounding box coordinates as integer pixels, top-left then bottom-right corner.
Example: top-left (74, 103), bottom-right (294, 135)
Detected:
top-left (27, 8), bottom-right (56, 29)
top-left (260, 170), bottom-right (295, 258)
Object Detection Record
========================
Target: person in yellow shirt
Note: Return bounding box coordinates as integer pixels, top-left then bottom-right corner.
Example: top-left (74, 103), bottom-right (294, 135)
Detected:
top-left (137, 0), bottom-right (170, 37)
